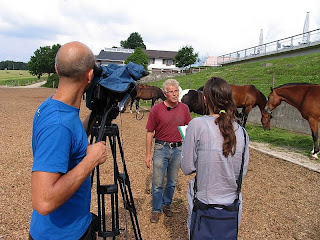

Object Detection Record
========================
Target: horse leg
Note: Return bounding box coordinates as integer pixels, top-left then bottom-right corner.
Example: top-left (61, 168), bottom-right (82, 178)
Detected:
top-left (309, 118), bottom-right (319, 159)
top-left (242, 106), bottom-right (252, 128)
top-left (239, 107), bottom-right (245, 127)
top-left (151, 98), bottom-right (155, 108)
top-left (235, 109), bottom-right (242, 125)
top-left (243, 114), bottom-right (248, 128)
top-left (130, 98), bottom-right (134, 113)
top-left (136, 98), bottom-right (140, 114)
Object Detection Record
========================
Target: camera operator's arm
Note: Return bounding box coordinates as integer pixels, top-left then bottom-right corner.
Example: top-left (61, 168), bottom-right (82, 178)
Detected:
top-left (31, 141), bottom-right (107, 216)
top-left (145, 130), bottom-right (154, 168)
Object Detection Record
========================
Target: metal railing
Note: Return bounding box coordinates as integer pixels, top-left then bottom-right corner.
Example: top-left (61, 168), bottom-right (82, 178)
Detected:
top-left (218, 28), bottom-right (320, 65)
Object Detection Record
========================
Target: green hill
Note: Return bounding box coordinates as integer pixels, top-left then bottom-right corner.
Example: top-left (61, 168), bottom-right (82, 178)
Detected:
top-left (155, 52), bottom-right (320, 96)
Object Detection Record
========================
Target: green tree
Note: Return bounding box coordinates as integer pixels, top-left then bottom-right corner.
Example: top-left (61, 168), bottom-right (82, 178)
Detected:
top-left (175, 45), bottom-right (199, 68)
top-left (28, 44), bottom-right (61, 79)
top-left (120, 32), bottom-right (146, 49)
top-left (0, 61), bottom-right (28, 70)
top-left (124, 47), bottom-right (149, 71)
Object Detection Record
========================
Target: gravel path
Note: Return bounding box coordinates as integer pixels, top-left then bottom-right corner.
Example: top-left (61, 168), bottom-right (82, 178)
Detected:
top-left (0, 88), bottom-right (319, 240)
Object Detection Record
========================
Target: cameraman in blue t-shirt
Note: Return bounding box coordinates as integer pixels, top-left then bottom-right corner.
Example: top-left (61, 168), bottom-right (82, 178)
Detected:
top-left (29, 41), bottom-right (108, 240)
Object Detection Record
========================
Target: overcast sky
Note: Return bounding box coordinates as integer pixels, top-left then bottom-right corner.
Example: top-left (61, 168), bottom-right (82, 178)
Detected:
top-left (0, 0), bottom-right (319, 63)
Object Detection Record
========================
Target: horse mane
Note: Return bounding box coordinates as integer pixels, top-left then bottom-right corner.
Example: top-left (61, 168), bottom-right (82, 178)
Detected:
top-left (275, 82), bottom-right (317, 89)
top-left (250, 85), bottom-right (267, 102)
top-left (153, 86), bottom-right (166, 100)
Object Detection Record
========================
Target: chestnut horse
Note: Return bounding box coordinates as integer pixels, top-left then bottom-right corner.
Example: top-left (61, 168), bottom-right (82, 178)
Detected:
top-left (181, 85), bottom-right (271, 130)
top-left (232, 85), bottom-right (271, 129)
top-left (265, 83), bottom-right (320, 159)
top-left (130, 84), bottom-right (166, 113)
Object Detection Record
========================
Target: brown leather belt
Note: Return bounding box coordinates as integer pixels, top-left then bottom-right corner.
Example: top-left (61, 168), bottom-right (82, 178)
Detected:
top-left (155, 140), bottom-right (182, 148)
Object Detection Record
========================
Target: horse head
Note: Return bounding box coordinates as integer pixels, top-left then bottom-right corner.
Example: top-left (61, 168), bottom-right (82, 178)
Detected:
top-left (265, 87), bottom-right (282, 112)
top-left (261, 110), bottom-right (272, 130)
top-left (181, 89), bottom-right (207, 115)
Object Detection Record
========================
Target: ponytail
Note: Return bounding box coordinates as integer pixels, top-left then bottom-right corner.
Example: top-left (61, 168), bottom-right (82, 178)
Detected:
top-left (215, 108), bottom-right (236, 157)
top-left (203, 77), bottom-right (237, 157)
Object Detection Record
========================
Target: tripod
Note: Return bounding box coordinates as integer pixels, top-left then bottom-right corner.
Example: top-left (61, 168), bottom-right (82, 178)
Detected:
top-left (89, 104), bottom-right (142, 240)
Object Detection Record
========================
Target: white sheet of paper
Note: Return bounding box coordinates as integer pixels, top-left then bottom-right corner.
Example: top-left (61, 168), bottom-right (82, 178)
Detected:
top-left (178, 125), bottom-right (188, 140)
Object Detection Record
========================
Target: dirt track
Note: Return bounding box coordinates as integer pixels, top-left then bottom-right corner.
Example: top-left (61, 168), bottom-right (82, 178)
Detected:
top-left (0, 88), bottom-right (320, 240)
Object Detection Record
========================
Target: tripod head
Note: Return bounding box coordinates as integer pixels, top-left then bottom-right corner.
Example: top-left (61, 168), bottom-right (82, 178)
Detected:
top-left (90, 93), bottom-right (131, 142)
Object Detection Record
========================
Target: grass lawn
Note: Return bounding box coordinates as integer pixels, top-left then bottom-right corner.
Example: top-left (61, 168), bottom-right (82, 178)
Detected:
top-left (0, 70), bottom-right (47, 86)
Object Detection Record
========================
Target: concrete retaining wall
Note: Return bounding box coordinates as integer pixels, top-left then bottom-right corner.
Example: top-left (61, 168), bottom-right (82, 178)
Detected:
top-left (247, 102), bottom-right (319, 135)
top-left (139, 72), bottom-right (184, 83)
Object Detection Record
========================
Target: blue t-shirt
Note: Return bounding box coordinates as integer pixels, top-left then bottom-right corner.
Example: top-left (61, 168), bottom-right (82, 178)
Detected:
top-left (30, 97), bottom-right (91, 240)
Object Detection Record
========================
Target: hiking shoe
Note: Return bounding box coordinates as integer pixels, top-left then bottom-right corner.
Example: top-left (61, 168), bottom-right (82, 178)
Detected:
top-left (150, 212), bottom-right (160, 223)
top-left (162, 206), bottom-right (173, 217)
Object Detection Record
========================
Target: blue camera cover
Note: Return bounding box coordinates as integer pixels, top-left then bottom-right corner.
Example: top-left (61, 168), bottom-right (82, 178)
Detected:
top-left (86, 61), bottom-right (146, 110)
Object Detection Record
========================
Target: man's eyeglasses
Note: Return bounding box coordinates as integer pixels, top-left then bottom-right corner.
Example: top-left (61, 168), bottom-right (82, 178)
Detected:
top-left (165, 90), bottom-right (179, 95)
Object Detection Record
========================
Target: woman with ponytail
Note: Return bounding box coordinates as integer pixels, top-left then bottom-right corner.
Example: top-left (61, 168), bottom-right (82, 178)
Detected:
top-left (181, 77), bottom-right (249, 239)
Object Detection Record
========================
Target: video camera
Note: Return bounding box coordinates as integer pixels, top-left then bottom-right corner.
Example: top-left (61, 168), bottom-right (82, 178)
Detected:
top-left (85, 61), bottom-right (146, 127)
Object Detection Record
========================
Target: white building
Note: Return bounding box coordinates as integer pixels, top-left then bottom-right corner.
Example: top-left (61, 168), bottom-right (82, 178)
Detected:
top-left (96, 48), bottom-right (179, 72)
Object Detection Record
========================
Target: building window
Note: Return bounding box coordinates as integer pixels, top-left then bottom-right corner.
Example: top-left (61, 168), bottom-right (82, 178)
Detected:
top-left (149, 58), bottom-right (155, 64)
top-left (162, 59), bottom-right (173, 66)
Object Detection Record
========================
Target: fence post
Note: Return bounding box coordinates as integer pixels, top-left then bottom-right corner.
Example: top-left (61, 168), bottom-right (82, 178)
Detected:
top-left (188, 79), bottom-right (191, 88)
top-left (272, 73), bottom-right (275, 88)
top-left (233, 76), bottom-right (236, 84)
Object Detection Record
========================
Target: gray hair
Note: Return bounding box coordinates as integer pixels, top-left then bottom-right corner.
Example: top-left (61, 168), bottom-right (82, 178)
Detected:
top-left (162, 79), bottom-right (180, 91)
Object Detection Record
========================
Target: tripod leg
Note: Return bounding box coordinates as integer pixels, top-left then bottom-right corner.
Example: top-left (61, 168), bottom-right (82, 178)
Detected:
top-left (93, 123), bottom-right (142, 240)
top-left (116, 134), bottom-right (142, 240)
top-left (95, 134), bottom-right (121, 240)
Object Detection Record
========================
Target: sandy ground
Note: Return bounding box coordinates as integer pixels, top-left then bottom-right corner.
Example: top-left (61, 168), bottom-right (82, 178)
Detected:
top-left (0, 87), bottom-right (320, 240)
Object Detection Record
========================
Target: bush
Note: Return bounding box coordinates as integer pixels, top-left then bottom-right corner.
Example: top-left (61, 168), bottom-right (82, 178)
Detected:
top-left (44, 74), bottom-right (59, 88)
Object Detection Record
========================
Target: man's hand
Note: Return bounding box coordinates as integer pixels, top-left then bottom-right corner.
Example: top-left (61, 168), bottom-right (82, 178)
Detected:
top-left (145, 155), bottom-right (152, 168)
top-left (86, 141), bottom-right (108, 166)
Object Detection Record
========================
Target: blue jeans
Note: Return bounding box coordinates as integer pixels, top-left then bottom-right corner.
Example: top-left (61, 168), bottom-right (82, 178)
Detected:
top-left (152, 143), bottom-right (182, 212)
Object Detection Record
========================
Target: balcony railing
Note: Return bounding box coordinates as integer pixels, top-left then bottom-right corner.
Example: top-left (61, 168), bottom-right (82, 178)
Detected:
top-left (217, 28), bottom-right (320, 65)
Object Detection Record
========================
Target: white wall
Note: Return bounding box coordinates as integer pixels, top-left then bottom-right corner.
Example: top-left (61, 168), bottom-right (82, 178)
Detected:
top-left (148, 58), bottom-right (179, 70)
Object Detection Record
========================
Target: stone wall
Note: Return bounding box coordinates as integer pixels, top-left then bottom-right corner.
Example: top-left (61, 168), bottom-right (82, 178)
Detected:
top-left (138, 72), bottom-right (185, 84)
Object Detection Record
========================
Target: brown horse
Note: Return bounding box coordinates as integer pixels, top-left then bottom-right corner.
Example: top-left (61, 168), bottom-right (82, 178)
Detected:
top-left (181, 85), bottom-right (271, 130)
top-left (265, 83), bottom-right (320, 159)
top-left (130, 84), bottom-right (166, 113)
top-left (232, 85), bottom-right (271, 129)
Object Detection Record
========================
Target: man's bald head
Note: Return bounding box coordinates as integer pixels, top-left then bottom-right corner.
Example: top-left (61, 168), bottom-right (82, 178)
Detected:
top-left (55, 41), bottom-right (95, 80)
